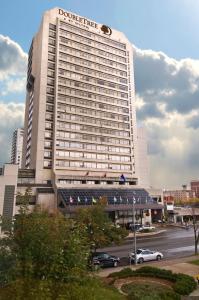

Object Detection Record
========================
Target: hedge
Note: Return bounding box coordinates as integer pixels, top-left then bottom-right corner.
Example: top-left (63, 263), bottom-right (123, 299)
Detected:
top-left (108, 266), bottom-right (197, 295)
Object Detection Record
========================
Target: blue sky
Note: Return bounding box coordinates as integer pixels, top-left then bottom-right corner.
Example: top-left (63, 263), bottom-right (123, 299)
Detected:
top-left (1, 0), bottom-right (199, 59)
top-left (1, 0), bottom-right (199, 188)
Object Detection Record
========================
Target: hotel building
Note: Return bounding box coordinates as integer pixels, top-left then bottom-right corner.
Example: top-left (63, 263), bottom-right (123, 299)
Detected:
top-left (0, 8), bottom-right (163, 226)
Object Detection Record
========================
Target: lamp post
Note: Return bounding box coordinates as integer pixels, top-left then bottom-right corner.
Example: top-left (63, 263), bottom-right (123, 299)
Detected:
top-left (133, 198), bottom-right (137, 265)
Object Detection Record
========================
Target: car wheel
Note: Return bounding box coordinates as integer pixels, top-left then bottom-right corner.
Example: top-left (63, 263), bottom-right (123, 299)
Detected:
top-left (156, 255), bottom-right (161, 261)
top-left (113, 261), bottom-right (118, 267)
top-left (138, 257), bottom-right (144, 264)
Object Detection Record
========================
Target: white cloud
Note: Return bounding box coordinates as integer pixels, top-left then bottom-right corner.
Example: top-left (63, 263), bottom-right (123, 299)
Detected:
top-left (0, 35), bottom-right (27, 79)
top-left (0, 35), bottom-right (27, 98)
top-left (2, 76), bottom-right (26, 95)
top-left (134, 46), bottom-right (199, 188)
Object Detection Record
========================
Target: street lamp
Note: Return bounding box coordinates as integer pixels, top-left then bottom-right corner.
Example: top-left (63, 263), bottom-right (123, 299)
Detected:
top-left (133, 198), bottom-right (137, 265)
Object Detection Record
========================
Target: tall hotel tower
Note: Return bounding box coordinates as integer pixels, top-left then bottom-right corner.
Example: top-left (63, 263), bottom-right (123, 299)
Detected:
top-left (22, 8), bottom-right (140, 209)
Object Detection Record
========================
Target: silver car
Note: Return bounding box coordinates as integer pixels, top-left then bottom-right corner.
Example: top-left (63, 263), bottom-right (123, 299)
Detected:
top-left (129, 248), bottom-right (163, 264)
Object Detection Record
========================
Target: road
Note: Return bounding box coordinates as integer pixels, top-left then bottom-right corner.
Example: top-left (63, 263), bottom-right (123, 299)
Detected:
top-left (99, 226), bottom-right (195, 265)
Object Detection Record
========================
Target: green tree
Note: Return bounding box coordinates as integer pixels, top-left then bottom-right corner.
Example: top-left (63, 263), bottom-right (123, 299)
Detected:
top-left (0, 189), bottom-right (90, 285)
top-left (75, 203), bottom-right (128, 253)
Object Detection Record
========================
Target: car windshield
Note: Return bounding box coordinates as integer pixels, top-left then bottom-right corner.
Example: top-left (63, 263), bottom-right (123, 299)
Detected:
top-left (136, 249), bottom-right (143, 254)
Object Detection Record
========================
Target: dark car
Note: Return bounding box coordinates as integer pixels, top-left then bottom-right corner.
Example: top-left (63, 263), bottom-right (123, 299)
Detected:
top-left (92, 252), bottom-right (120, 268)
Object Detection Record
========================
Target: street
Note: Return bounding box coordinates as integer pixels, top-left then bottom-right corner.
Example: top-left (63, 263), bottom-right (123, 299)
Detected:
top-left (99, 226), bottom-right (195, 265)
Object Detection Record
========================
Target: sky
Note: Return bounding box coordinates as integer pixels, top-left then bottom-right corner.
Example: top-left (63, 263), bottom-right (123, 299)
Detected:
top-left (1, 0), bottom-right (199, 189)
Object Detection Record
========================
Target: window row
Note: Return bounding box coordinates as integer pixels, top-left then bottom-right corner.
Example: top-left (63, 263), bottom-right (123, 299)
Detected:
top-left (57, 102), bottom-right (129, 122)
top-left (58, 81), bottom-right (128, 99)
top-left (59, 57), bottom-right (127, 78)
top-left (59, 48), bottom-right (126, 71)
top-left (57, 91), bottom-right (128, 107)
top-left (57, 122), bottom-right (130, 137)
top-left (56, 160), bottom-right (131, 170)
top-left (56, 131), bottom-right (130, 145)
top-left (58, 64), bottom-right (127, 84)
top-left (56, 150), bottom-right (131, 161)
top-left (56, 140), bottom-right (131, 153)
top-left (57, 96), bottom-right (128, 114)
top-left (58, 71), bottom-right (128, 91)
top-left (57, 113), bottom-right (129, 130)
top-left (59, 22), bottom-right (126, 51)
top-left (59, 40), bottom-right (126, 63)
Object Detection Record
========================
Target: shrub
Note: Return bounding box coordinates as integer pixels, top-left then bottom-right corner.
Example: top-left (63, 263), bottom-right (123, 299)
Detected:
top-left (108, 268), bottom-right (135, 279)
top-left (108, 266), bottom-right (197, 296)
top-left (134, 266), bottom-right (176, 281)
top-left (173, 273), bottom-right (197, 295)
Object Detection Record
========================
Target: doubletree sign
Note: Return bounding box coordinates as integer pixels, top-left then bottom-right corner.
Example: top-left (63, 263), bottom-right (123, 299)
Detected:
top-left (58, 9), bottom-right (112, 36)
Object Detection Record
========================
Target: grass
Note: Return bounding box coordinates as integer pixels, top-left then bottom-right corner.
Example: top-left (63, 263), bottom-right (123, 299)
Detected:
top-left (189, 259), bottom-right (199, 266)
top-left (121, 282), bottom-right (180, 300)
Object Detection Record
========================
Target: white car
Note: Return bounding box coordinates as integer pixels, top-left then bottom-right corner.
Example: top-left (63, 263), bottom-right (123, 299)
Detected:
top-left (138, 225), bottom-right (155, 232)
top-left (129, 248), bottom-right (163, 264)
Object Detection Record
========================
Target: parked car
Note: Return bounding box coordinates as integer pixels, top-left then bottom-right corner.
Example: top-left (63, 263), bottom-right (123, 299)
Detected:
top-left (138, 225), bottom-right (156, 232)
top-left (129, 248), bottom-right (163, 263)
top-left (92, 252), bottom-right (120, 268)
top-left (129, 223), bottom-right (143, 231)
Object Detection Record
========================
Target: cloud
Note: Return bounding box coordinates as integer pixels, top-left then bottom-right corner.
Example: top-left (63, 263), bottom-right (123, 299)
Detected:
top-left (0, 35), bottom-right (27, 98)
top-left (0, 102), bottom-right (24, 164)
top-left (0, 35), bottom-right (27, 79)
top-left (134, 46), bottom-right (199, 188)
top-left (134, 46), bottom-right (199, 116)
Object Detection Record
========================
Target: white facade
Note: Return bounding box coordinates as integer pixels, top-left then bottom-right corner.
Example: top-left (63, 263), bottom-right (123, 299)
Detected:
top-left (11, 128), bottom-right (24, 168)
top-left (137, 127), bottom-right (150, 187)
top-left (22, 7), bottom-right (139, 188)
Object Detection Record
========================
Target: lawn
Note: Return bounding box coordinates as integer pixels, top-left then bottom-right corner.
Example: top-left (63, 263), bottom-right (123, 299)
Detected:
top-left (189, 259), bottom-right (199, 266)
top-left (121, 282), bottom-right (180, 300)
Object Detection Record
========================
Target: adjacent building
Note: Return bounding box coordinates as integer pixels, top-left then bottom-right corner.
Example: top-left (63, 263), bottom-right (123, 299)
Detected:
top-left (190, 180), bottom-right (199, 198)
top-left (163, 185), bottom-right (195, 204)
top-left (11, 128), bottom-right (24, 168)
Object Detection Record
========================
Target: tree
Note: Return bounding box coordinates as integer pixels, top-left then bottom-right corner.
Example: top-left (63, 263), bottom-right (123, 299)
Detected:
top-left (75, 203), bottom-right (128, 253)
top-left (0, 189), bottom-right (90, 285)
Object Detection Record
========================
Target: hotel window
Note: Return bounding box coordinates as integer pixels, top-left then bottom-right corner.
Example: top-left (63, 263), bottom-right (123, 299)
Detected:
top-left (46, 87), bottom-right (54, 94)
top-left (43, 160), bottom-right (52, 167)
top-left (85, 153), bottom-right (96, 159)
top-left (45, 132), bottom-right (52, 139)
top-left (97, 154), bottom-right (108, 160)
top-left (70, 152), bottom-right (83, 158)
top-left (44, 151), bottom-right (52, 158)
top-left (47, 69), bottom-right (55, 77)
top-left (49, 23), bottom-right (56, 30)
top-left (44, 141), bottom-right (52, 148)
top-left (45, 122), bottom-right (53, 129)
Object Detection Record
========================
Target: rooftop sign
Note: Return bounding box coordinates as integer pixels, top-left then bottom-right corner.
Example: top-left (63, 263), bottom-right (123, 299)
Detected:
top-left (58, 9), bottom-right (98, 29)
top-left (58, 9), bottom-right (112, 36)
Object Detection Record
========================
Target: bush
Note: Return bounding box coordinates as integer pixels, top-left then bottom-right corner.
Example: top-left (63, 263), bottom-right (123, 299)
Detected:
top-left (135, 266), bottom-right (176, 281)
top-left (173, 273), bottom-right (197, 295)
top-left (108, 266), bottom-right (197, 296)
top-left (108, 268), bottom-right (135, 279)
